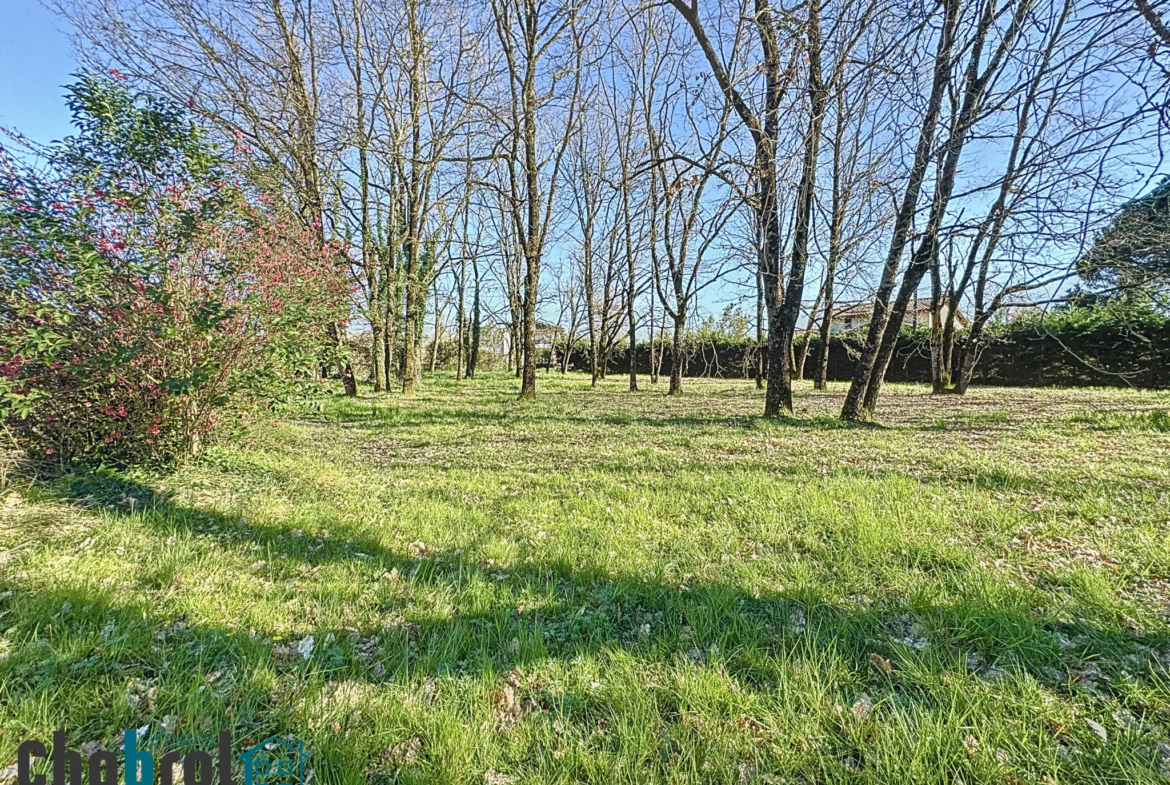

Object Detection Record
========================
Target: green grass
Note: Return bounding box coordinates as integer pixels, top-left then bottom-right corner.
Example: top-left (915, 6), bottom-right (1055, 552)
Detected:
top-left (1067, 408), bottom-right (1170, 432)
top-left (3, 373), bottom-right (1170, 784)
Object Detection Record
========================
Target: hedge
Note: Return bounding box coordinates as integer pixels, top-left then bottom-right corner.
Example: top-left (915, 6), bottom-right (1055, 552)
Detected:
top-left (552, 305), bottom-right (1170, 389)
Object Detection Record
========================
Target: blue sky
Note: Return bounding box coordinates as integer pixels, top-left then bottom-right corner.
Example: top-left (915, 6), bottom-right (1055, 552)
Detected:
top-left (0, 1), bottom-right (77, 143)
top-left (1, 0), bottom-right (1155, 326)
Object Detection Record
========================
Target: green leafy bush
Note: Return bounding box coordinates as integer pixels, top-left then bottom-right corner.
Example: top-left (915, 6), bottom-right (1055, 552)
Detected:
top-left (0, 73), bottom-right (348, 467)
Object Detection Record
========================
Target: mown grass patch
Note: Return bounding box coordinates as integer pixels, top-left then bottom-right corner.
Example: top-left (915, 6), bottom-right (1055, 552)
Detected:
top-left (2, 374), bottom-right (1170, 784)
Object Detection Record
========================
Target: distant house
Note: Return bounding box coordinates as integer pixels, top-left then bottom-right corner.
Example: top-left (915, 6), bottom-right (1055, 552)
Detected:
top-left (239, 736), bottom-right (310, 785)
top-left (493, 320), bottom-right (565, 356)
top-left (829, 301), bottom-right (968, 333)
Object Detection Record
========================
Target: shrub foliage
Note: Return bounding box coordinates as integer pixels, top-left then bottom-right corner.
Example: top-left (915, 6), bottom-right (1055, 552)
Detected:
top-left (0, 74), bottom-right (348, 466)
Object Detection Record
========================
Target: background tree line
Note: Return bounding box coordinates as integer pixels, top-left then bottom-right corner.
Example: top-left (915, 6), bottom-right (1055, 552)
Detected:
top-left (36, 0), bottom-right (1170, 426)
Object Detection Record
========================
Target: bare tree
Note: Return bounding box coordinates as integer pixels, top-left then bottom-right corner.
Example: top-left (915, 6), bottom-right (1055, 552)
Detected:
top-left (490, 0), bottom-right (587, 400)
top-left (811, 34), bottom-right (895, 391)
top-left (937, 0), bottom-right (1142, 393)
top-left (839, 0), bottom-right (961, 421)
top-left (641, 60), bottom-right (737, 393)
top-left (566, 107), bottom-right (623, 385)
top-left (668, 0), bottom-right (829, 416)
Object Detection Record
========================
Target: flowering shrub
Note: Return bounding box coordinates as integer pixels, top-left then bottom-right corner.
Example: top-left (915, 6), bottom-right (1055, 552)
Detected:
top-left (0, 74), bottom-right (348, 467)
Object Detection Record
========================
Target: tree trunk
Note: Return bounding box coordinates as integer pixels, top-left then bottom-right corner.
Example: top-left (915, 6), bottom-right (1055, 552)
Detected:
top-left (860, 258), bottom-right (930, 413)
top-left (512, 320), bottom-right (521, 376)
top-left (648, 290), bottom-right (658, 384)
top-left (765, 0), bottom-right (826, 415)
top-left (401, 218), bottom-right (423, 394)
top-left (327, 321), bottom-right (358, 397)
top-left (402, 281), bottom-right (420, 395)
top-left (455, 261), bottom-right (465, 381)
top-left (929, 256), bottom-right (948, 393)
top-left (627, 280), bottom-right (638, 391)
top-left (759, 146), bottom-right (788, 417)
top-left (381, 204), bottom-right (397, 392)
top-left (954, 313), bottom-right (991, 393)
top-left (755, 265), bottom-right (765, 390)
top-left (467, 258), bottom-right (480, 379)
top-left (585, 270), bottom-right (598, 386)
top-left (372, 320), bottom-right (386, 392)
top-left (813, 294), bottom-right (834, 391)
top-left (390, 298), bottom-right (400, 390)
top-left (520, 260), bottom-right (538, 398)
top-left (856, 0), bottom-right (1023, 417)
top-left (669, 314), bottom-right (685, 395)
top-left (813, 200), bottom-right (840, 392)
top-left (655, 308), bottom-right (667, 382)
top-left (955, 338), bottom-right (978, 394)
top-left (938, 272), bottom-right (970, 394)
top-left (430, 282), bottom-right (442, 373)
top-left (768, 6), bottom-right (825, 414)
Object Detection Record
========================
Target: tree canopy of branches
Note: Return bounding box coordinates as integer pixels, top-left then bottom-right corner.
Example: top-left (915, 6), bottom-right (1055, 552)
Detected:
top-left (48, 0), bottom-right (1166, 418)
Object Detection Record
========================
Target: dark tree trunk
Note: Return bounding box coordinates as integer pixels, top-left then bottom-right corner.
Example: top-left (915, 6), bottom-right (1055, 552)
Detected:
top-left (670, 0), bottom-right (820, 419)
top-left (860, 256), bottom-right (931, 413)
top-left (520, 272), bottom-right (538, 399)
top-left (767, 0), bottom-right (826, 415)
top-left (813, 296), bottom-right (834, 391)
top-left (955, 336), bottom-right (979, 394)
top-left (655, 308), bottom-right (666, 382)
top-left (372, 320), bottom-right (386, 392)
top-left (383, 303), bottom-right (394, 389)
top-left (759, 144), bottom-right (789, 417)
top-left (755, 266), bottom-right (765, 390)
top-left (430, 283), bottom-right (442, 373)
top-left (649, 291), bottom-right (658, 384)
top-left (813, 181), bottom-right (842, 392)
top-left (455, 262), bottom-right (465, 381)
top-left (669, 315), bottom-right (685, 395)
top-left (402, 233), bottom-right (422, 395)
top-left (859, 0), bottom-right (1019, 417)
top-left (467, 260), bottom-right (480, 379)
top-left (815, 102), bottom-right (845, 392)
top-left (929, 250), bottom-right (948, 393)
top-left (853, 0), bottom-right (1027, 417)
top-left (327, 322), bottom-right (358, 397)
top-left (627, 288), bottom-right (638, 391)
top-left (955, 312), bottom-right (992, 393)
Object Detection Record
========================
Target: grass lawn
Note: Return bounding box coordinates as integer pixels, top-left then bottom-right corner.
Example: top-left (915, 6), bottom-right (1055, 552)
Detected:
top-left (3, 373), bottom-right (1170, 784)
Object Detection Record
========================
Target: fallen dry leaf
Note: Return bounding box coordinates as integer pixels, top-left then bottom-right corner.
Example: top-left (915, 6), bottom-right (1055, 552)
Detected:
top-left (870, 653), bottom-right (894, 675)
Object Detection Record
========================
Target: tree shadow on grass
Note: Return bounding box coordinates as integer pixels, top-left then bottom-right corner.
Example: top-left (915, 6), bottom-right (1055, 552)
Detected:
top-left (3, 473), bottom-right (1169, 783)
top-left (337, 425), bottom-right (1113, 506)
top-left (320, 377), bottom-right (1051, 436)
